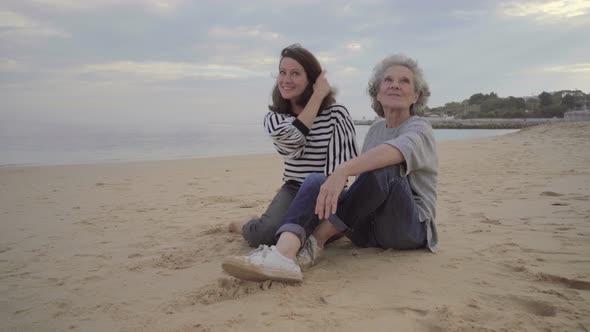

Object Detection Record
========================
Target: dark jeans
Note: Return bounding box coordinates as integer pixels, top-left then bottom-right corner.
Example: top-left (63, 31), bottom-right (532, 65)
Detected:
top-left (242, 181), bottom-right (300, 247)
top-left (276, 165), bottom-right (426, 250)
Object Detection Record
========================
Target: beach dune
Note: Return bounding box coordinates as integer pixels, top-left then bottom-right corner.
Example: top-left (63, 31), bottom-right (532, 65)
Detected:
top-left (1, 122), bottom-right (589, 331)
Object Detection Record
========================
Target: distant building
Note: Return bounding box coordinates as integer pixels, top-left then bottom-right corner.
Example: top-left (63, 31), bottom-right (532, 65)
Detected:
top-left (564, 110), bottom-right (590, 122)
top-left (558, 90), bottom-right (585, 98)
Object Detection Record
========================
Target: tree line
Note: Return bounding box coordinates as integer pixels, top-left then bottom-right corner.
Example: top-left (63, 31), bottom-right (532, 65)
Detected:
top-left (422, 90), bottom-right (589, 119)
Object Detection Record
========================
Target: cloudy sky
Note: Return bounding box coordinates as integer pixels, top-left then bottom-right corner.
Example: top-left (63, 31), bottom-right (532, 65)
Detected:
top-left (1, 0), bottom-right (589, 132)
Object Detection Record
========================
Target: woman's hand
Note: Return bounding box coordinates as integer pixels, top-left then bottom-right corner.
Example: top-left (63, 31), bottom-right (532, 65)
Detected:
top-left (313, 71), bottom-right (331, 99)
top-left (296, 71), bottom-right (331, 128)
top-left (315, 167), bottom-right (348, 220)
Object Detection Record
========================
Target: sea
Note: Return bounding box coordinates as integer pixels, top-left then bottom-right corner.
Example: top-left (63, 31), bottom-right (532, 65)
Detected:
top-left (0, 123), bottom-right (517, 167)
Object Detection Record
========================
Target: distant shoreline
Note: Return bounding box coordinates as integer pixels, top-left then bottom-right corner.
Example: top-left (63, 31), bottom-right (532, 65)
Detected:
top-left (353, 118), bottom-right (564, 129)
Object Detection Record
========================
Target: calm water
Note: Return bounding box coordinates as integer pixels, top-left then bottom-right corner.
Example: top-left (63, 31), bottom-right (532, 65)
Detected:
top-left (0, 123), bottom-right (517, 166)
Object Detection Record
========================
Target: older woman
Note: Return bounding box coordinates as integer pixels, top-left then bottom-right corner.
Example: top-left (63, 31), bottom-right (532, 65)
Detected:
top-left (223, 54), bottom-right (438, 282)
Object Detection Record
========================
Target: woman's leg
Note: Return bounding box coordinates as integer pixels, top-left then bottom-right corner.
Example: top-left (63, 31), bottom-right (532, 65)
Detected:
top-left (274, 173), bottom-right (327, 246)
top-left (221, 167), bottom-right (427, 283)
top-left (222, 181), bottom-right (307, 283)
top-left (329, 165), bottom-right (426, 249)
top-left (241, 181), bottom-right (299, 247)
top-left (222, 175), bottom-right (329, 283)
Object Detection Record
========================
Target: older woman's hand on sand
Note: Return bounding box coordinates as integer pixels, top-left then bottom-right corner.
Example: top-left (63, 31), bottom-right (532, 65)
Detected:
top-left (315, 167), bottom-right (348, 220)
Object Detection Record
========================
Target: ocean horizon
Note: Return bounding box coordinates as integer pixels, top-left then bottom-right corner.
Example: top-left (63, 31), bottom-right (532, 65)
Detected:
top-left (0, 123), bottom-right (517, 167)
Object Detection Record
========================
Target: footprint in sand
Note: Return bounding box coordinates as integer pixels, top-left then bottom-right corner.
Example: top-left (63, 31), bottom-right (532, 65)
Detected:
top-left (200, 196), bottom-right (266, 210)
top-left (540, 191), bottom-right (563, 197)
top-left (153, 249), bottom-right (201, 270)
top-left (239, 202), bottom-right (259, 208)
top-left (199, 225), bottom-right (227, 236)
top-left (503, 263), bottom-right (528, 273)
top-left (198, 225), bottom-right (241, 244)
top-left (509, 296), bottom-right (557, 317)
top-left (204, 196), bottom-right (240, 205)
top-left (551, 202), bottom-right (569, 206)
top-left (535, 273), bottom-right (590, 291)
top-left (50, 299), bottom-right (74, 319)
top-left (165, 278), bottom-right (281, 311)
top-left (129, 246), bottom-right (203, 272)
top-left (555, 226), bottom-right (574, 231)
top-left (390, 306), bottom-right (429, 317)
top-left (480, 217), bottom-right (501, 225)
top-left (536, 288), bottom-right (570, 301)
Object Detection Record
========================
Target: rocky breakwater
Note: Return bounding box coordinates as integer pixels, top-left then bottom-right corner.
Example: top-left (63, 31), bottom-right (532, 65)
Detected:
top-left (354, 118), bottom-right (564, 129)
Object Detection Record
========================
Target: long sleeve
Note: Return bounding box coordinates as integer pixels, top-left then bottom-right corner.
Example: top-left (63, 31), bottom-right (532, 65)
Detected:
top-left (263, 112), bottom-right (307, 159)
top-left (324, 106), bottom-right (359, 175)
top-left (267, 104), bottom-right (359, 184)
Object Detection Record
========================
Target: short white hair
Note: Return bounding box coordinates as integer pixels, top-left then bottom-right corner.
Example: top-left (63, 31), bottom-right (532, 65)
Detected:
top-left (367, 54), bottom-right (431, 116)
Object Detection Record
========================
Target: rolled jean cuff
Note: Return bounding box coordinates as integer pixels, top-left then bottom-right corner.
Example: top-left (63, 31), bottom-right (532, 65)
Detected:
top-left (328, 213), bottom-right (349, 233)
top-left (276, 223), bottom-right (306, 246)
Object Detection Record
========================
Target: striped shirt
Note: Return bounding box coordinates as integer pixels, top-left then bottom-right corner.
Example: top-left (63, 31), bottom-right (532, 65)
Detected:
top-left (264, 104), bottom-right (359, 184)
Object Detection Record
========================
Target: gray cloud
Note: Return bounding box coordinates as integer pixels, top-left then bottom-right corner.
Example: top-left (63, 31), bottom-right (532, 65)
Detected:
top-left (1, 0), bottom-right (588, 131)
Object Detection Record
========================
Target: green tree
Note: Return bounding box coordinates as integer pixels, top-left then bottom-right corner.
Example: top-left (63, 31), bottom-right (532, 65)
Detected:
top-left (539, 91), bottom-right (553, 107)
top-left (537, 104), bottom-right (566, 118)
top-left (468, 93), bottom-right (486, 105)
top-left (525, 98), bottom-right (540, 113)
top-left (481, 98), bottom-right (503, 113)
top-left (561, 94), bottom-right (576, 110)
top-left (505, 96), bottom-right (526, 110)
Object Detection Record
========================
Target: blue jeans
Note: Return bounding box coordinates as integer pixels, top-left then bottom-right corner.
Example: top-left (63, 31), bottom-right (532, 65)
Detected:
top-left (242, 181), bottom-right (300, 247)
top-left (275, 165), bottom-right (426, 250)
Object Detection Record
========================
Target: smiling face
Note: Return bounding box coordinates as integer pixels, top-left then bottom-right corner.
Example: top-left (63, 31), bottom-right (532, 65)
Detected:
top-left (376, 65), bottom-right (419, 113)
top-left (277, 57), bottom-right (309, 102)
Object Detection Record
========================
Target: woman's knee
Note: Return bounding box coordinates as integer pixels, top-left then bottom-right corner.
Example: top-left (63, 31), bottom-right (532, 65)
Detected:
top-left (303, 173), bottom-right (327, 188)
top-left (296, 173), bottom-right (327, 198)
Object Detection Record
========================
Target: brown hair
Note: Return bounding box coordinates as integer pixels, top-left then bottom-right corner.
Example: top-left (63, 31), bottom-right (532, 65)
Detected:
top-left (268, 44), bottom-right (336, 114)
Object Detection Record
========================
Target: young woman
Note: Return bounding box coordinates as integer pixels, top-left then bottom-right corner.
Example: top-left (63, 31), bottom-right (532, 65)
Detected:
top-left (229, 44), bottom-right (358, 248)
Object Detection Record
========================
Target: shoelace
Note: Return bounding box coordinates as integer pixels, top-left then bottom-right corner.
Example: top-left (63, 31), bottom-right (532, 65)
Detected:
top-left (249, 244), bottom-right (271, 258)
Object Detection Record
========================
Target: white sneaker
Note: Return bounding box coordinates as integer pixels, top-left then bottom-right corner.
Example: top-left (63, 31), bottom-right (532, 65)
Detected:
top-left (296, 236), bottom-right (323, 270)
top-left (222, 245), bottom-right (303, 283)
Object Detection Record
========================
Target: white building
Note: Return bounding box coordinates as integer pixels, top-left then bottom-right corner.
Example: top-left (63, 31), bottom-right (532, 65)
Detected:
top-left (564, 110), bottom-right (590, 121)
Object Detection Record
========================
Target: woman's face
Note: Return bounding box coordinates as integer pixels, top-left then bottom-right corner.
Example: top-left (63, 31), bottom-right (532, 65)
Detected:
top-left (377, 65), bottom-right (419, 112)
top-left (277, 57), bottom-right (309, 101)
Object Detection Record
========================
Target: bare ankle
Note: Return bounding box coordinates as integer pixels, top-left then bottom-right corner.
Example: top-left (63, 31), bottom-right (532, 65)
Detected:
top-left (228, 217), bottom-right (254, 234)
top-left (312, 220), bottom-right (340, 249)
top-left (276, 232), bottom-right (302, 260)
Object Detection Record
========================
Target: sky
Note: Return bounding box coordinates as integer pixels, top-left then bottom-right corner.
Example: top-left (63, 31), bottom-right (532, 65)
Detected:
top-left (1, 0), bottom-right (589, 133)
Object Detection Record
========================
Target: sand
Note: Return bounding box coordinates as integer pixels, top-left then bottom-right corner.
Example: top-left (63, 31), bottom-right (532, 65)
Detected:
top-left (1, 122), bottom-right (589, 331)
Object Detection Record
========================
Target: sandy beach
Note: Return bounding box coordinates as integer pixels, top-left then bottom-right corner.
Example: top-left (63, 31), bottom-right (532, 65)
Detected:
top-left (1, 122), bottom-right (589, 331)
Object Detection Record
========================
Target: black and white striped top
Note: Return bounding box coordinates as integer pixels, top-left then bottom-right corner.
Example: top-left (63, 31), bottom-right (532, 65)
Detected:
top-left (264, 104), bottom-right (359, 184)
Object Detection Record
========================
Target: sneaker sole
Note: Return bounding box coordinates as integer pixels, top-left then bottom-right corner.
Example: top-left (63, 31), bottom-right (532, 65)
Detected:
top-left (222, 257), bottom-right (303, 283)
